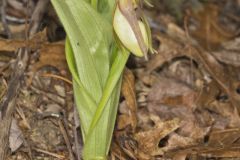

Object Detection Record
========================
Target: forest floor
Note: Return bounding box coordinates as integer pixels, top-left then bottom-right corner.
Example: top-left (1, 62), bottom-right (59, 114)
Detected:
top-left (1, 0), bottom-right (240, 159)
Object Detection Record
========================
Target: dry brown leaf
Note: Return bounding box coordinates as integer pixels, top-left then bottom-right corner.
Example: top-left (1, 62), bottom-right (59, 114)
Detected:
top-left (165, 23), bottom-right (240, 115)
top-left (162, 59), bottom-right (202, 86)
top-left (197, 81), bottom-right (240, 128)
top-left (148, 76), bottom-right (197, 111)
top-left (121, 68), bottom-right (138, 131)
top-left (189, 4), bottom-right (234, 49)
top-left (146, 35), bottom-right (185, 73)
top-left (32, 41), bottom-right (67, 73)
top-left (8, 24), bottom-right (26, 39)
top-left (9, 119), bottom-right (24, 152)
top-left (5, 29), bottom-right (67, 72)
top-left (177, 120), bottom-right (211, 142)
top-left (117, 114), bottom-right (132, 130)
top-left (200, 149), bottom-right (240, 158)
top-left (166, 133), bottom-right (195, 150)
top-left (0, 29), bottom-right (48, 52)
top-left (172, 152), bottom-right (187, 160)
top-left (166, 145), bottom-right (240, 159)
top-left (209, 101), bottom-right (240, 128)
top-left (134, 118), bottom-right (180, 156)
top-left (115, 133), bottom-right (138, 160)
top-left (110, 142), bottom-right (129, 160)
top-left (0, 39), bottom-right (28, 52)
top-left (161, 91), bottom-right (196, 109)
top-left (208, 128), bottom-right (240, 147)
top-left (212, 38), bottom-right (240, 67)
top-left (190, 39), bottom-right (240, 118)
top-left (0, 29), bottom-right (68, 82)
top-left (135, 108), bottom-right (154, 132)
top-left (147, 76), bottom-right (211, 148)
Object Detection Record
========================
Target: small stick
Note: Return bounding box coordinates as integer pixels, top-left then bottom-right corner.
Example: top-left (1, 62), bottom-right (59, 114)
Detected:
top-left (41, 73), bottom-right (72, 85)
top-left (1, 0), bottom-right (12, 38)
top-left (0, 48), bottom-right (29, 159)
top-left (28, 0), bottom-right (50, 38)
top-left (16, 105), bottom-right (31, 129)
top-left (33, 147), bottom-right (65, 159)
top-left (58, 119), bottom-right (75, 160)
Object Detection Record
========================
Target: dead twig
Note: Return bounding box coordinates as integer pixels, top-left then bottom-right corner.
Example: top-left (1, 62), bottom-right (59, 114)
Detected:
top-left (1, 0), bottom-right (12, 38)
top-left (41, 73), bottom-right (72, 85)
top-left (0, 48), bottom-right (28, 159)
top-left (30, 85), bottom-right (65, 106)
top-left (192, 45), bottom-right (240, 116)
top-left (58, 119), bottom-right (75, 160)
top-left (33, 147), bottom-right (65, 159)
top-left (28, 0), bottom-right (50, 38)
top-left (16, 105), bottom-right (31, 129)
top-left (7, 0), bottom-right (34, 17)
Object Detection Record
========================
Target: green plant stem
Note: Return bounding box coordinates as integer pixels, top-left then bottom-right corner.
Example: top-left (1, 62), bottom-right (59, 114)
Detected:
top-left (65, 38), bottom-right (97, 109)
top-left (86, 49), bottom-right (129, 140)
top-left (91, 0), bottom-right (98, 10)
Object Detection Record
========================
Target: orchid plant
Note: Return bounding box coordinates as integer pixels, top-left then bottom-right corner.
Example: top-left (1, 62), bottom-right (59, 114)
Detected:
top-left (51, 0), bottom-right (153, 159)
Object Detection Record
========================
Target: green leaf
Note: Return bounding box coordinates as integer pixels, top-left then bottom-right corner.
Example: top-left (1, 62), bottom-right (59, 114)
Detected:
top-left (98, 0), bottom-right (116, 21)
top-left (86, 49), bottom-right (129, 138)
top-left (83, 50), bottom-right (129, 159)
top-left (65, 38), bottom-right (97, 137)
top-left (51, 0), bottom-right (130, 159)
top-left (52, 0), bottom-right (111, 97)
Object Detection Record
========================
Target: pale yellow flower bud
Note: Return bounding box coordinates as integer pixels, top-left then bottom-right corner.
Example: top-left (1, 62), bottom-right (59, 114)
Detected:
top-left (113, 0), bottom-right (149, 57)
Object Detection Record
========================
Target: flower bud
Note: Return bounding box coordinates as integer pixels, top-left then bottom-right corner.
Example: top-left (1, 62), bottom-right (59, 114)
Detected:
top-left (113, 0), bottom-right (149, 58)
